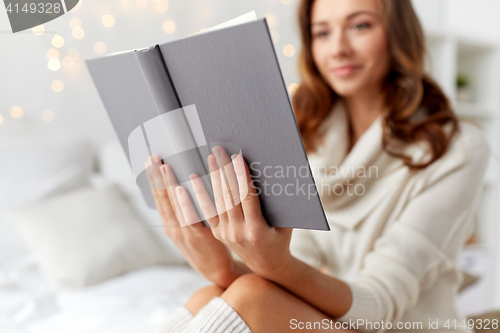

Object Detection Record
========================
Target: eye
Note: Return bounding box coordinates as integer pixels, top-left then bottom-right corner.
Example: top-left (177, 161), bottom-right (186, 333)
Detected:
top-left (313, 30), bottom-right (330, 39)
top-left (352, 22), bottom-right (371, 31)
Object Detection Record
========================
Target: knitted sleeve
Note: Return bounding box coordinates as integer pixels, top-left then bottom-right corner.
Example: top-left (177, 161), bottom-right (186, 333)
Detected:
top-left (337, 130), bottom-right (490, 333)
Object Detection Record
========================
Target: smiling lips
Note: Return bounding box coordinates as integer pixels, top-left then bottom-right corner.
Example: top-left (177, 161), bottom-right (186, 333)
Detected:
top-left (332, 65), bottom-right (362, 77)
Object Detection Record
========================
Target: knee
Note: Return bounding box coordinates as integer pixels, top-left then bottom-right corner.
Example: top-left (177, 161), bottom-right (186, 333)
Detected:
top-left (231, 273), bottom-right (277, 293)
top-left (185, 284), bottom-right (226, 315)
top-left (221, 274), bottom-right (279, 308)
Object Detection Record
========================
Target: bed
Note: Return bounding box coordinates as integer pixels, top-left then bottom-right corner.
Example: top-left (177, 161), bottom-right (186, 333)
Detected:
top-left (0, 257), bottom-right (209, 333)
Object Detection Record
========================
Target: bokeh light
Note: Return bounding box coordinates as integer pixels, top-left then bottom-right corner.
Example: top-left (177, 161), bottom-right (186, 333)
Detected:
top-left (10, 106), bottom-right (24, 119)
top-left (94, 42), bottom-right (107, 54)
top-left (72, 60), bottom-right (83, 72)
top-left (163, 20), bottom-right (176, 34)
top-left (136, 0), bottom-right (148, 8)
top-left (48, 58), bottom-right (61, 71)
top-left (32, 25), bottom-right (44, 35)
top-left (197, 5), bottom-right (214, 19)
top-left (72, 26), bottom-right (85, 39)
top-left (156, 0), bottom-right (168, 12)
top-left (69, 18), bottom-right (82, 29)
top-left (67, 49), bottom-right (80, 61)
top-left (42, 110), bottom-right (55, 122)
top-left (265, 14), bottom-right (277, 28)
top-left (46, 48), bottom-right (60, 59)
top-left (0, 115), bottom-right (3, 125)
top-left (51, 80), bottom-right (64, 92)
top-left (62, 57), bottom-right (75, 69)
top-left (283, 44), bottom-right (295, 57)
top-left (288, 83), bottom-right (299, 95)
top-left (102, 15), bottom-right (115, 28)
top-left (51, 35), bottom-right (64, 48)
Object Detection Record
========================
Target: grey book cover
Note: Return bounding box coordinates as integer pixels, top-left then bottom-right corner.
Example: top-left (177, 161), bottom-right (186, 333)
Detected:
top-left (86, 18), bottom-right (330, 231)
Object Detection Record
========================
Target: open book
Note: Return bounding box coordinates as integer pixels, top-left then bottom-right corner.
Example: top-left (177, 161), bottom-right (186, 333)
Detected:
top-left (86, 12), bottom-right (330, 231)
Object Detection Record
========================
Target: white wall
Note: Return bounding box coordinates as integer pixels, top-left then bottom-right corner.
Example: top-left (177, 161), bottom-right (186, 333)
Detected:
top-left (411, 0), bottom-right (446, 30)
top-left (411, 0), bottom-right (500, 43)
top-left (444, 0), bottom-right (500, 41)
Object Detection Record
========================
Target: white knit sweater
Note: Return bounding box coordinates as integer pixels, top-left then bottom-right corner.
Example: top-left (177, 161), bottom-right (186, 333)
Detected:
top-left (288, 100), bottom-right (491, 333)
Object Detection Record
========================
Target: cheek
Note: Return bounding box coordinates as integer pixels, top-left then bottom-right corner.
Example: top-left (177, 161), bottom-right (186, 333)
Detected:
top-left (353, 30), bottom-right (389, 70)
top-left (312, 42), bottom-right (328, 72)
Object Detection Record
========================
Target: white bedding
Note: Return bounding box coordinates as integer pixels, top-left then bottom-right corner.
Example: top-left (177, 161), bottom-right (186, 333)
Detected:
top-left (0, 257), bottom-right (210, 333)
top-left (0, 138), bottom-right (210, 333)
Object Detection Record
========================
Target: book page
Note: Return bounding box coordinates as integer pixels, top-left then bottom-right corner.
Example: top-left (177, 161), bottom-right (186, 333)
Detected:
top-left (185, 11), bottom-right (257, 37)
top-left (107, 11), bottom-right (257, 55)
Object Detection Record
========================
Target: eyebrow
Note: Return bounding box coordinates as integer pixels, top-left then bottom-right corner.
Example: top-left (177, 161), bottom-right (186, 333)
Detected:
top-left (311, 10), bottom-right (378, 27)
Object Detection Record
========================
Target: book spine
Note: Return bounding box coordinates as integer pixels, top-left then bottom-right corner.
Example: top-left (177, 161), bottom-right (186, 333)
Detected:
top-left (135, 45), bottom-right (211, 227)
top-left (134, 45), bottom-right (182, 112)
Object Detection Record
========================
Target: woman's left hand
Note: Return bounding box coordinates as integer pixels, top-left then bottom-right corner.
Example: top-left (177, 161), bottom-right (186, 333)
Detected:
top-left (177, 146), bottom-right (293, 279)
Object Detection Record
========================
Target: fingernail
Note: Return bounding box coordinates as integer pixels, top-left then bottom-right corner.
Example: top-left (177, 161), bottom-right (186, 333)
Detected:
top-left (189, 173), bottom-right (198, 181)
top-left (209, 154), bottom-right (217, 172)
top-left (152, 155), bottom-right (160, 163)
top-left (231, 154), bottom-right (240, 166)
top-left (212, 146), bottom-right (222, 159)
top-left (175, 186), bottom-right (183, 196)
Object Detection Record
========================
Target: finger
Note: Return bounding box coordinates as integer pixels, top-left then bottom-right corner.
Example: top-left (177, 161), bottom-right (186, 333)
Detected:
top-left (145, 158), bottom-right (168, 222)
top-left (162, 163), bottom-right (187, 227)
top-left (212, 146), bottom-right (242, 218)
top-left (219, 164), bottom-right (244, 223)
top-left (231, 154), bottom-right (263, 222)
top-left (208, 154), bottom-right (228, 224)
top-left (149, 155), bottom-right (166, 191)
top-left (158, 164), bottom-right (181, 228)
top-left (189, 173), bottom-right (219, 227)
top-left (231, 154), bottom-right (250, 203)
top-left (175, 185), bottom-right (203, 228)
top-left (149, 156), bottom-right (178, 228)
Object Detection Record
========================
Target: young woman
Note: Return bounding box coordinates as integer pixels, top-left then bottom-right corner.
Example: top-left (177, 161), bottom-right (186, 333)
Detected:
top-left (152, 0), bottom-right (490, 332)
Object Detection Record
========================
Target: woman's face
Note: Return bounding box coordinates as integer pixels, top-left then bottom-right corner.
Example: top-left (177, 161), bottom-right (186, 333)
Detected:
top-left (311, 0), bottom-right (390, 98)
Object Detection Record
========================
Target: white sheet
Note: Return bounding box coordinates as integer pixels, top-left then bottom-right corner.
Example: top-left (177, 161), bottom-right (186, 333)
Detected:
top-left (0, 257), bottom-right (210, 333)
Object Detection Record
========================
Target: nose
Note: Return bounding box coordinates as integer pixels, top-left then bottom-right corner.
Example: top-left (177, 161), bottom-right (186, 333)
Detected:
top-left (329, 29), bottom-right (352, 59)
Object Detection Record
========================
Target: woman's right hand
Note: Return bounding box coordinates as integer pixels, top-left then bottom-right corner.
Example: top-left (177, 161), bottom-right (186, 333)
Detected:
top-left (145, 155), bottom-right (250, 288)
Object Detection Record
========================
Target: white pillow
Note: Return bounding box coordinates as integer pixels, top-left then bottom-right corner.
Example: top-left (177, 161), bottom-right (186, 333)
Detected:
top-left (0, 136), bottom-right (94, 209)
top-left (0, 136), bottom-right (94, 261)
top-left (95, 140), bottom-right (187, 265)
top-left (6, 184), bottom-right (176, 290)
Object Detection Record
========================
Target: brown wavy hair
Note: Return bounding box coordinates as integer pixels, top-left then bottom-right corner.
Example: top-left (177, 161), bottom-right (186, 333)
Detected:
top-left (292, 0), bottom-right (459, 169)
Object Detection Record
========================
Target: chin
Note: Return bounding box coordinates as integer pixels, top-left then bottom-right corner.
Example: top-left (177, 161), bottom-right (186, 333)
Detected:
top-left (330, 83), bottom-right (363, 98)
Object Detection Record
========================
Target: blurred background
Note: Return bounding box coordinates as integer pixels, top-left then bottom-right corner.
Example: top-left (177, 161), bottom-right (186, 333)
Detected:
top-left (0, 0), bottom-right (499, 332)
